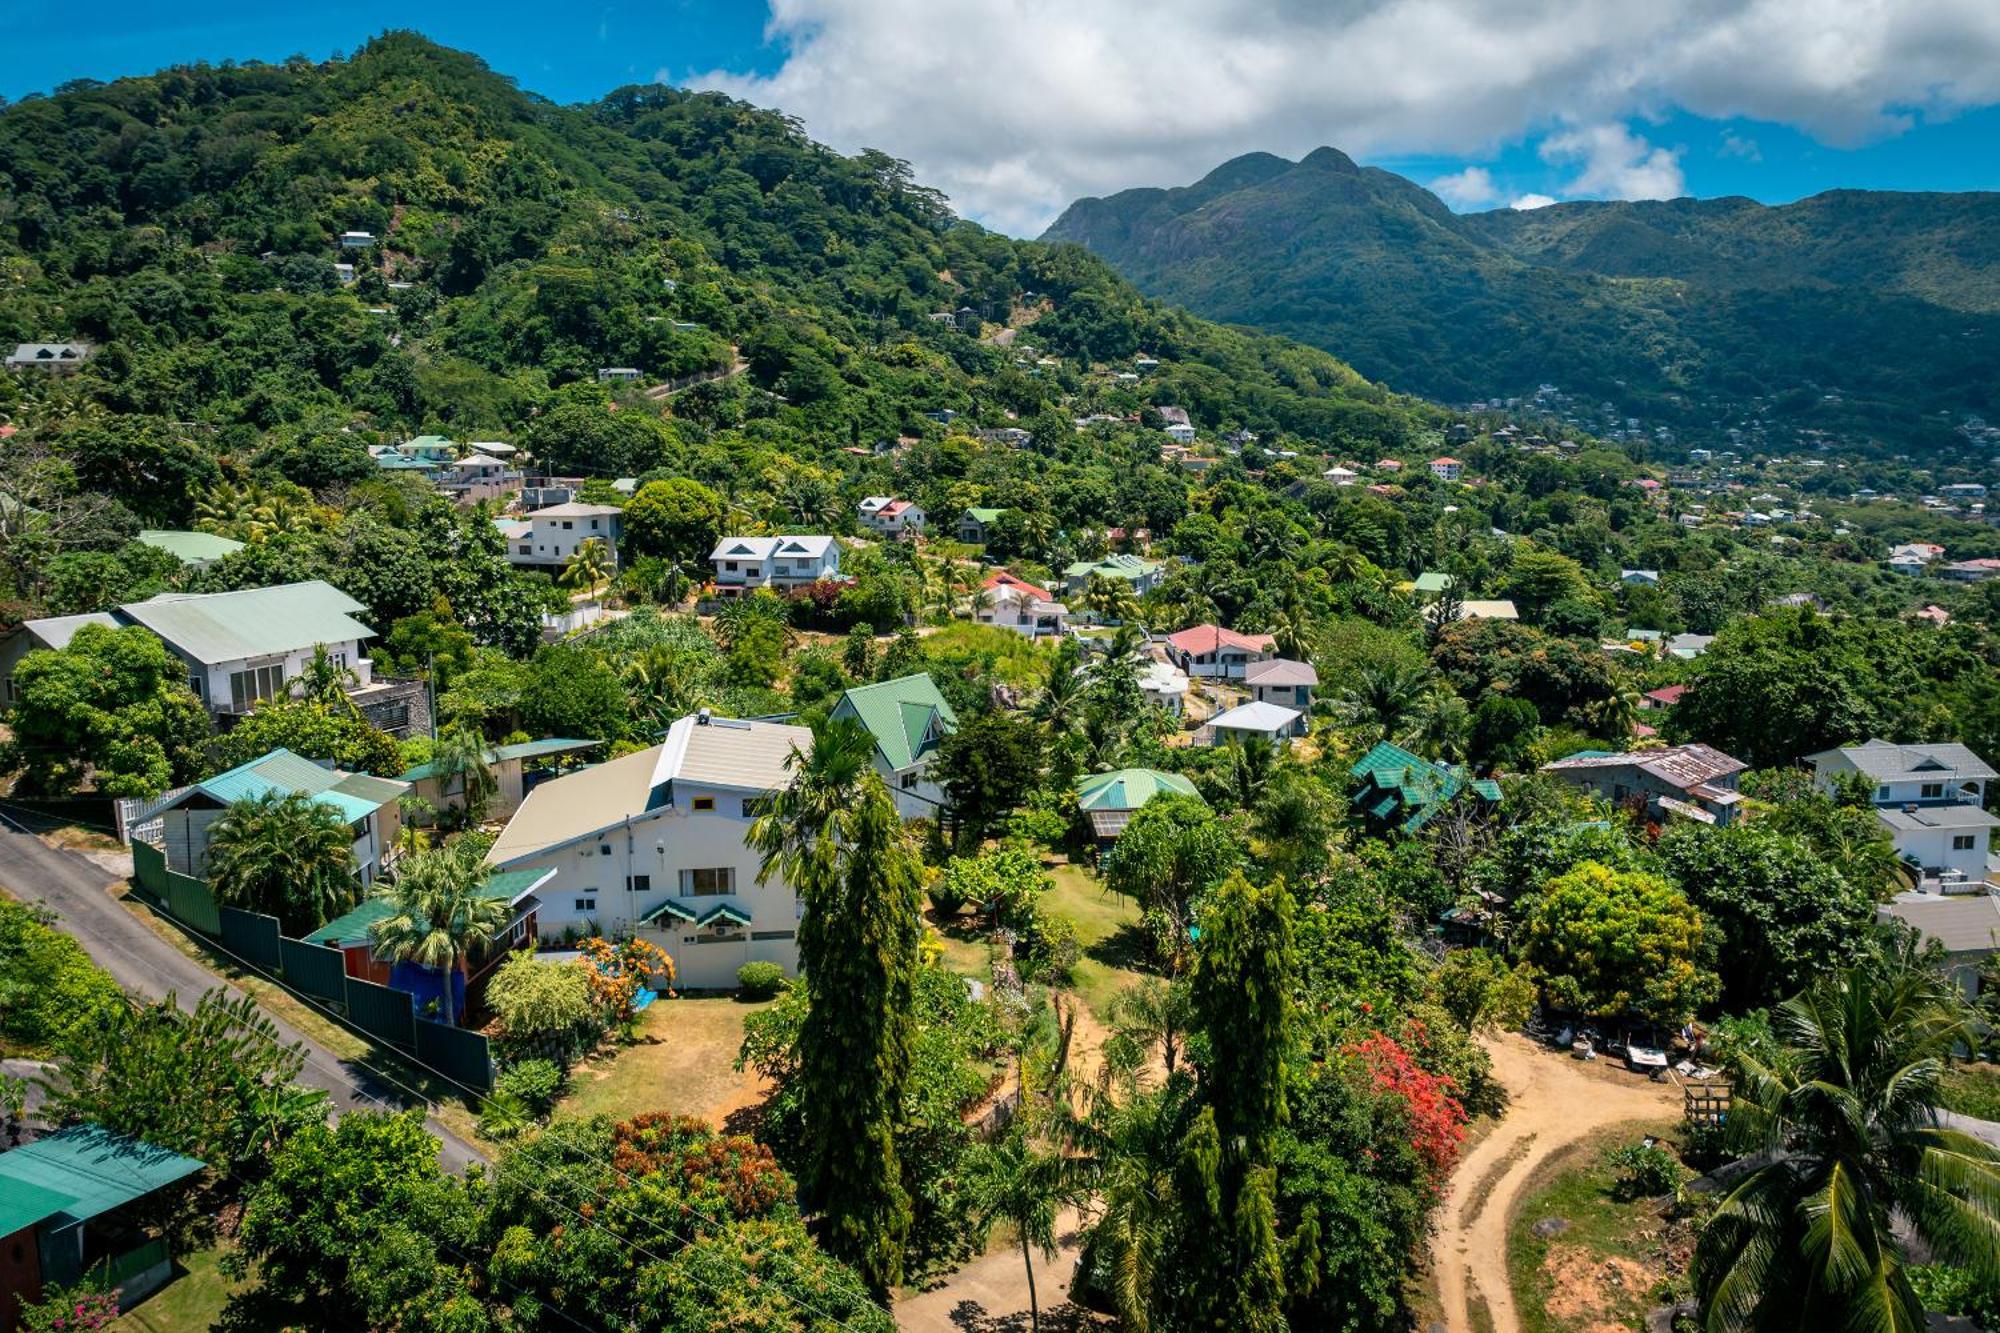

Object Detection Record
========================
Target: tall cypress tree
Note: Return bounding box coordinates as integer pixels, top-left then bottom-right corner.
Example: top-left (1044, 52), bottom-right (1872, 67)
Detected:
top-left (1183, 871), bottom-right (1296, 1331)
top-left (751, 718), bottom-right (924, 1297)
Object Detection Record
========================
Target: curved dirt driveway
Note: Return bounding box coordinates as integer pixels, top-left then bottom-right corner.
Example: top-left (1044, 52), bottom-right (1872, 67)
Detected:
top-left (1432, 1033), bottom-right (1682, 1333)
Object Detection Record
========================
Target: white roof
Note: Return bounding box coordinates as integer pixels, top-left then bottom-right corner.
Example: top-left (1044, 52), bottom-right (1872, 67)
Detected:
top-left (1139, 660), bottom-right (1189, 695)
top-left (1208, 701), bottom-right (1303, 734)
top-left (453, 454), bottom-right (509, 471)
top-left (526, 502), bottom-right (623, 519)
top-left (710, 535), bottom-right (838, 561)
top-left (1457, 600), bottom-right (1520, 621)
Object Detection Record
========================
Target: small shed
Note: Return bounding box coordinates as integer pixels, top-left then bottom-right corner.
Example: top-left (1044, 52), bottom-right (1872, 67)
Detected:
top-left (1076, 768), bottom-right (1203, 842)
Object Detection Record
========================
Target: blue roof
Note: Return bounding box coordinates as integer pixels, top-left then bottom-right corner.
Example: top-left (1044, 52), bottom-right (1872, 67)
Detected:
top-left (0, 1125), bottom-right (204, 1231)
top-left (173, 748), bottom-right (407, 824)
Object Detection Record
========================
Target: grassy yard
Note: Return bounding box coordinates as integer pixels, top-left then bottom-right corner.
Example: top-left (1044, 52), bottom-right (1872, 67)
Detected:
top-left (108, 1244), bottom-right (238, 1333)
top-left (1942, 1063), bottom-right (2000, 1121)
top-left (1506, 1118), bottom-right (1689, 1333)
top-left (557, 996), bottom-right (773, 1131)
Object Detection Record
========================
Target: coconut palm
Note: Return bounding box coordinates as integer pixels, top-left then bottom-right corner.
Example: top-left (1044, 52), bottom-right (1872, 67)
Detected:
top-left (1694, 958), bottom-right (2000, 1331)
top-left (1063, 1072), bottom-right (1199, 1333)
top-left (966, 1126), bottom-right (1084, 1333)
top-left (367, 840), bottom-right (509, 1029)
top-left (430, 723), bottom-right (497, 827)
top-left (560, 538), bottom-right (614, 597)
top-left (204, 790), bottom-right (360, 935)
top-left (1333, 661), bottom-right (1436, 746)
top-left (1083, 574), bottom-right (1139, 626)
top-left (294, 642), bottom-right (362, 716)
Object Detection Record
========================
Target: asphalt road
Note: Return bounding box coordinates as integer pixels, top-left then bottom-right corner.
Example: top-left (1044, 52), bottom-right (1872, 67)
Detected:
top-left (0, 822), bottom-right (485, 1171)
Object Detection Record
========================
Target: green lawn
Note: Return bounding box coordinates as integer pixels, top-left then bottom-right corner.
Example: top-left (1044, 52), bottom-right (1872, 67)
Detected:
top-left (556, 996), bottom-right (773, 1131)
top-left (929, 859), bottom-right (1151, 1023)
top-left (108, 1244), bottom-right (238, 1333)
top-left (1942, 1064), bottom-right (2000, 1121)
top-left (1507, 1119), bottom-right (1686, 1333)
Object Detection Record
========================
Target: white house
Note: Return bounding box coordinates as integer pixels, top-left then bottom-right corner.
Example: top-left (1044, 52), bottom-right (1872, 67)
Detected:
top-left (1138, 659), bottom-right (1190, 715)
top-left (1244, 658), bottom-right (1318, 712)
top-left (1163, 625), bottom-right (1276, 680)
top-left (976, 572), bottom-right (1068, 637)
top-left (1203, 700), bottom-right (1306, 744)
top-left (829, 673), bottom-right (959, 821)
top-left (1810, 739), bottom-right (1999, 889)
top-left (484, 713), bottom-right (813, 988)
top-left (708, 536), bottom-right (843, 593)
top-left (1429, 457), bottom-right (1464, 482)
top-left (439, 453), bottom-right (520, 506)
top-left (1163, 423), bottom-right (1197, 445)
top-left (858, 496), bottom-right (926, 539)
top-left (1323, 466), bottom-right (1360, 486)
top-left (501, 503), bottom-right (623, 572)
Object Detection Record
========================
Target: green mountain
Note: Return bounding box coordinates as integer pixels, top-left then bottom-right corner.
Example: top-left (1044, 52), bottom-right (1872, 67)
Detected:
top-left (1043, 148), bottom-right (2000, 450)
top-left (0, 34), bottom-right (1429, 518)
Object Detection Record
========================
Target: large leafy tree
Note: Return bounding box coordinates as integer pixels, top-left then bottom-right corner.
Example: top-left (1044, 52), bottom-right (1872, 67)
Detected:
top-left (2, 622), bottom-right (210, 797)
top-left (205, 790), bottom-right (360, 935)
top-left (367, 840), bottom-right (510, 1029)
top-left (1100, 793), bottom-right (1241, 971)
top-left (1696, 959), bottom-right (2000, 1331)
top-left (1518, 860), bottom-right (1719, 1023)
top-left (206, 699), bottom-right (402, 777)
top-left (623, 477), bottom-right (725, 565)
top-left (749, 717), bottom-right (925, 1296)
top-left (935, 709), bottom-right (1046, 846)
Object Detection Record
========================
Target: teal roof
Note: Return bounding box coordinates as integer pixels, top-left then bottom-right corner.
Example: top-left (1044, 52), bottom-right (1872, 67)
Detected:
top-left (830, 674), bottom-right (959, 771)
top-left (699, 902), bottom-right (753, 927)
top-left (376, 455), bottom-right (440, 471)
top-left (1064, 553), bottom-right (1160, 581)
top-left (176, 748), bottom-right (407, 824)
top-left (0, 1125), bottom-right (204, 1231)
top-left (305, 867), bottom-right (552, 945)
top-left (1076, 768), bottom-right (1202, 813)
top-left (963, 507), bottom-right (1005, 523)
top-left (117, 581), bottom-right (375, 664)
top-left (640, 898), bottom-right (698, 925)
top-left (1349, 741), bottom-right (1498, 833)
top-left (1413, 572), bottom-right (1455, 594)
top-left (136, 530), bottom-right (245, 564)
top-left (397, 737), bottom-right (601, 784)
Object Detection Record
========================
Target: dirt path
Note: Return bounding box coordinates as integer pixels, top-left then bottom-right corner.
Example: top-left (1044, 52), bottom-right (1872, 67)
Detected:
top-left (896, 1207), bottom-right (1100, 1331)
top-left (1431, 1033), bottom-right (1681, 1333)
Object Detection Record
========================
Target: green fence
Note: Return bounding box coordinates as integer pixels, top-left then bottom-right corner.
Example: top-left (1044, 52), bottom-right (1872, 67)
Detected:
top-left (346, 975), bottom-right (417, 1049)
top-left (128, 839), bottom-right (494, 1094)
top-left (280, 937), bottom-right (348, 1005)
top-left (415, 1017), bottom-right (495, 1091)
top-left (220, 906), bottom-right (283, 973)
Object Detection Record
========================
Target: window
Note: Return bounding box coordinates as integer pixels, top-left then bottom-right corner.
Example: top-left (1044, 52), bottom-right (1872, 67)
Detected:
top-left (228, 663), bottom-right (287, 712)
top-left (901, 771), bottom-right (919, 790)
top-left (1923, 783), bottom-right (1946, 800)
top-left (562, 520), bottom-right (574, 530)
top-left (600, 845), bottom-right (612, 856)
top-left (751, 930), bottom-right (796, 941)
top-left (574, 897), bottom-right (596, 913)
top-left (1878, 786), bottom-right (1891, 801)
top-left (691, 796), bottom-right (715, 812)
top-left (679, 867), bottom-right (735, 897)
top-left (724, 561), bottom-right (738, 572)
top-left (630, 874), bottom-right (651, 893)
top-left (518, 544), bottom-right (532, 555)
top-left (1955, 834), bottom-right (1980, 851)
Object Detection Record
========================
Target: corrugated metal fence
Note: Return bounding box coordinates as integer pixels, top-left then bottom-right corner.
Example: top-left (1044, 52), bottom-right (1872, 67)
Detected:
top-left (127, 840), bottom-right (493, 1092)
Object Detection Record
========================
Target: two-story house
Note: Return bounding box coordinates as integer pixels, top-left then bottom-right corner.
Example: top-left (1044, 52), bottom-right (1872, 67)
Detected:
top-left (976, 571), bottom-right (1068, 637)
top-left (858, 497), bottom-right (926, 539)
top-left (958, 507), bottom-right (1006, 544)
top-left (708, 536), bottom-right (843, 594)
top-left (829, 673), bottom-right (959, 821)
top-left (1541, 743), bottom-right (1747, 825)
top-left (1810, 739), bottom-right (1999, 889)
top-left (484, 712), bottom-right (814, 988)
top-left (501, 503), bottom-right (623, 572)
top-left (439, 453), bottom-right (521, 506)
top-left (1164, 624), bottom-right (1277, 680)
top-left (1429, 457), bottom-right (1464, 482)
top-left (1244, 658), bottom-right (1318, 711)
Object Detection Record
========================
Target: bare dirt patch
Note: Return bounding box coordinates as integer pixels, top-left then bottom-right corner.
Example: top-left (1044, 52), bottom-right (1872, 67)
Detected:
top-left (1540, 1244), bottom-right (1657, 1333)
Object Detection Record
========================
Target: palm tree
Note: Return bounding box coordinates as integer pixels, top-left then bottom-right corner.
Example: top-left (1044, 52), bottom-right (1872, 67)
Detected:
top-left (1063, 1073), bottom-right (1199, 1333)
top-left (1695, 959), bottom-right (2000, 1331)
top-left (560, 537), bottom-right (614, 598)
top-left (1035, 641), bottom-right (1087, 730)
top-left (966, 1126), bottom-right (1083, 1333)
top-left (294, 643), bottom-right (361, 717)
top-left (1334, 661), bottom-right (1435, 746)
top-left (205, 791), bottom-right (359, 935)
top-left (367, 840), bottom-right (509, 1029)
top-left (430, 723), bottom-right (497, 828)
top-left (1083, 574), bottom-right (1139, 626)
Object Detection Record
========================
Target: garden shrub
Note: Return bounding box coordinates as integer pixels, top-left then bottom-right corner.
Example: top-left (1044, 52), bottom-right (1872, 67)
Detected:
top-left (1608, 1141), bottom-right (1682, 1200)
top-left (735, 961), bottom-right (786, 999)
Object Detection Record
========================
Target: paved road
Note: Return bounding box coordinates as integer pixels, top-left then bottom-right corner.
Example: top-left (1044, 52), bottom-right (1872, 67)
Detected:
top-left (0, 824), bottom-right (485, 1171)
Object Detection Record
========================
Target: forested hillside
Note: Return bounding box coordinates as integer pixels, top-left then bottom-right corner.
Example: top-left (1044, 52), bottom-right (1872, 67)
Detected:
top-left (1043, 147), bottom-right (2000, 452)
top-left (0, 33), bottom-right (1427, 535)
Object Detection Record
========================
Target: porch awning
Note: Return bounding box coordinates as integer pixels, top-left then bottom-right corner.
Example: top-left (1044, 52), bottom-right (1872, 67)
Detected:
top-left (698, 902), bottom-right (753, 928)
top-left (639, 897), bottom-right (698, 926)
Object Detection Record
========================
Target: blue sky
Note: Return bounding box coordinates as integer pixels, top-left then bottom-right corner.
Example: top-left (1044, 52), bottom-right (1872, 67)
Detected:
top-left (5, 2), bottom-right (1999, 235)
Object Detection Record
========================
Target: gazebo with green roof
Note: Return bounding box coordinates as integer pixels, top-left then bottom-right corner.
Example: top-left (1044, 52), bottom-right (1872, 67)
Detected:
top-left (1076, 767), bottom-right (1203, 841)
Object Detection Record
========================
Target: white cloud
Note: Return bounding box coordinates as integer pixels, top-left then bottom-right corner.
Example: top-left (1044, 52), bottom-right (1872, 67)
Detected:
top-left (1429, 166), bottom-right (1499, 209)
top-left (1511, 193), bottom-right (1560, 210)
top-left (1719, 131), bottom-right (1763, 161)
top-left (1539, 123), bottom-right (1686, 200)
top-left (687, 0), bottom-right (2000, 233)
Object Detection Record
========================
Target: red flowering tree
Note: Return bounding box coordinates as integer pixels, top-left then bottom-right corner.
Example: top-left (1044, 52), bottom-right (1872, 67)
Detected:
top-left (1342, 1029), bottom-right (1468, 1190)
top-left (610, 1112), bottom-right (792, 1219)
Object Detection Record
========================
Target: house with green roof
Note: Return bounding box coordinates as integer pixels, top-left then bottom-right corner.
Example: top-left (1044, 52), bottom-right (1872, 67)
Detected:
top-left (1062, 552), bottom-right (1164, 597)
top-left (957, 506), bottom-right (1007, 544)
top-left (135, 528), bottom-right (245, 568)
top-left (1076, 768), bottom-right (1203, 842)
top-left (1349, 740), bottom-right (1501, 834)
top-left (830, 673), bottom-right (960, 820)
top-left (144, 747), bottom-right (409, 886)
top-left (397, 737), bottom-right (605, 825)
top-left (0, 1124), bottom-right (205, 1319)
top-left (304, 866), bottom-right (553, 1020)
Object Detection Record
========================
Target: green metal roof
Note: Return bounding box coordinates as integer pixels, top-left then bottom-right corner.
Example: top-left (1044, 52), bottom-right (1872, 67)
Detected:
top-left (305, 867), bottom-right (552, 945)
top-left (1076, 768), bottom-right (1202, 813)
top-left (1349, 741), bottom-right (1493, 833)
top-left (963, 507), bottom-right (1005, 523)
top-left (397, 737), bottom-right (601, 784)
top-left (830, 674), bottom-right (959, 771)
top-left (169, 748), bottom-right (406, 825)
top-left (639, 898), bottom-right (698, 925)
top-left (117, 581), bottom-right (375, 664)
top-left (376, 455), bottom-right (440, 471)
top-left (1413, 572), bottom-right (1455, 594)
top-left (136, 529), bottom-right (246, 565)
top-left (0, 1125), bottom-right (204, 1231)
top-left (699, 902), bottom-right (753, 927)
